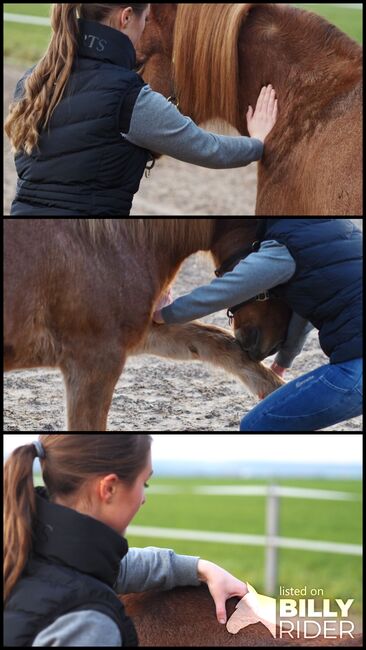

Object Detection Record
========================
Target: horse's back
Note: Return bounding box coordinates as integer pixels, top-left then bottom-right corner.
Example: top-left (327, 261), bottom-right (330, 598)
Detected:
top-left (122, 585), bottom-right (362, 647)
top-left (122, 585), bottom-right (273, 647)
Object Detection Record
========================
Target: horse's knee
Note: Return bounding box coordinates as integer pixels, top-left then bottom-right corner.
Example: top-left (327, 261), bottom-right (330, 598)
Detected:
top-left (60, 346), bottom-right (125, 431)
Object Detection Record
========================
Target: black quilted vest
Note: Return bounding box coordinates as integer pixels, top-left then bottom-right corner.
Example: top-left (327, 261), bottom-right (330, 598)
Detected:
top-left (4, 487), bottom-right (138, 647)
top-left (257, 219), bottom-right (362, 364)
top-left (11, 19), bottom-right (150, 216)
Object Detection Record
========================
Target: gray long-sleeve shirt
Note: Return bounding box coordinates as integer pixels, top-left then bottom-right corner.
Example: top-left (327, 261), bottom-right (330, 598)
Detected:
top-left (162, 240), bottom-right (314, 368)
top-left (124, 85), bottom-right (264, 168)
top-left (33, 547), bottom-right (200, 646)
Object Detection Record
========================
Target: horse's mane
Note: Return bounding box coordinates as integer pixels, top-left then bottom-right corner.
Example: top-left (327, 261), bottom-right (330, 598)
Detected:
top-left (173, 3), bottom-right (361, 132)
top-left (173, 3), bottom-right (249, 129)
top-left (76, 219), bottom-right (215, 254)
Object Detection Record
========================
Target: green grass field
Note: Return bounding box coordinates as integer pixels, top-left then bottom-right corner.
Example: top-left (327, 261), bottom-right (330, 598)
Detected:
top-left (295, 4), bottom-right (363, 43)
top-left (4, 3), bottom-right (363, 66)
top-left (34, 474), bottom-right (362, 614)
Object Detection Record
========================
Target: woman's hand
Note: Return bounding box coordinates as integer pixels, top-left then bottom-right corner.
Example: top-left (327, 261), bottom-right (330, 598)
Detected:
top-left (271, 362), bottom-right (286, 378)
top-left (152, 309), bottom-right (165, 324)
top-left (247, 85), bottom-right (278, 143)
top-left (152, 288), bottom-right (173, 324)
top-left (258, 362), bottom-right (286, 399)
top-left (197, 559), bottom-right (249, 625)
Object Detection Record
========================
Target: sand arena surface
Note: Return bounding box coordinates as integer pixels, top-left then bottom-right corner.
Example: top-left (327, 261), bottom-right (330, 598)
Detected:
top-left (4, 221), bottom-right (362, 432)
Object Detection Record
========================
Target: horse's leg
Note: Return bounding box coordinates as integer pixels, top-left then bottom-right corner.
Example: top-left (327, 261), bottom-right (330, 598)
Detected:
top-left (60, 344), bottom-right (125, 431)
top-left (135, 322), bottom-right (284, 398)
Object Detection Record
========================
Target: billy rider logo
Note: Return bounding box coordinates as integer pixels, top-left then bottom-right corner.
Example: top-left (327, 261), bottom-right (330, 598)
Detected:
top-left (226, 584), bottom-right (356, 640)
top-left (278, 586), bottom-right (355, 640)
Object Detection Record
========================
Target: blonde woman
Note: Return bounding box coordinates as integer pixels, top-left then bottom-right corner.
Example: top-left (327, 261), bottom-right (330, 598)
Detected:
top-left (5, 3), bottom-right (277, 216)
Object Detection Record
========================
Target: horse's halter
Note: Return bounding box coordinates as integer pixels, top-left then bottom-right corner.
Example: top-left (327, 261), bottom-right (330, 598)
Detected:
top-left (214, 241), bottom-right (271, 326)
top-left (167, 56), bottom-right (180, 110)
top-left (167, 95), bottom-right (180, 110)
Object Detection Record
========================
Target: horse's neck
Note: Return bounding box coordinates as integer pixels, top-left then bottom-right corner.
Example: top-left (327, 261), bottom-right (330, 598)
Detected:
top-left (239, 6), bottom-right (361, 166)
top-left (241, 5), bottom-right (361, 122)
top-left (211, 222), bottom-right (258, 266)
top-left (144, 219), bottom-right (215, 289)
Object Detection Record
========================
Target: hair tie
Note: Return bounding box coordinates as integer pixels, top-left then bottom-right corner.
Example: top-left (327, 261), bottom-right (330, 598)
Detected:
top-left (33, 440), bottom-right (46, 459)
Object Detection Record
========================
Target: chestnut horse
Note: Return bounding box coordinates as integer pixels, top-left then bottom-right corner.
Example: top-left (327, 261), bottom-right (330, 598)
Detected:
top-left (122, 585), bottom-right (362, 647)
top-left (4, 218), bottom-right (290, 431)
top-left (136, 3), bottom-right (362, 216)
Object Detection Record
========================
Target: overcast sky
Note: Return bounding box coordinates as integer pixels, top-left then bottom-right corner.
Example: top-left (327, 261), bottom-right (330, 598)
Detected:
top-left (151, 435), bottom-right (362, 464)
top-left (3, 434), bottom-right (362, 465)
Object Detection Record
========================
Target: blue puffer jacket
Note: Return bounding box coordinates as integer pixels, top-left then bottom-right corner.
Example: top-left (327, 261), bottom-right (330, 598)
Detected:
top-left (257, 219), bottom-right (362, 364)
top-left (11, 19), bottom-right (151, 216)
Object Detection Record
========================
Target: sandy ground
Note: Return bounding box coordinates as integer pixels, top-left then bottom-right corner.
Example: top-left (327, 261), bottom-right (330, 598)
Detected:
top-left (4, 221), bottom-right (363, 432)
top-left (4, 64), bottom-right (257, 216)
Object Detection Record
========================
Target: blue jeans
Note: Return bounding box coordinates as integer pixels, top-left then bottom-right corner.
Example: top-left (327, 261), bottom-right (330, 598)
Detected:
top-left (240, 358), bottom-right (363, 431)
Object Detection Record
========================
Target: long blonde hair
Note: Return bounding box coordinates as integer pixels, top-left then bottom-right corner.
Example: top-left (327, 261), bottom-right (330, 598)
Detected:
top-left (4, 434), bottom-right (152, 603)
top-left (4, 3), bottom-right (148, 155)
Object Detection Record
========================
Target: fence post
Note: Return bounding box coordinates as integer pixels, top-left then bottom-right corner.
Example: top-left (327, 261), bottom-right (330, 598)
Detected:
top-left (265, 483), bottom-right (279, 594)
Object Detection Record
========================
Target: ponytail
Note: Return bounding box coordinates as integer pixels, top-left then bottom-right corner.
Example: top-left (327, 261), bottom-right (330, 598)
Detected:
top-left (4, 443), bottom-right (39, 603)
top-left (4, 4), bottom-right (80, 155)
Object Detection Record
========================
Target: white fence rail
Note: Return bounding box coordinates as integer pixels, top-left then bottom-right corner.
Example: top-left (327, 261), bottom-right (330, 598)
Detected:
top-left (128, 484), bottom-right (361, 594)
top-left (4, 13), bottom-right (51, 26)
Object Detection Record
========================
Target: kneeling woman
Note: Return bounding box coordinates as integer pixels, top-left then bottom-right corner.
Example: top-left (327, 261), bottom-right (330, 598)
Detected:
top-left (154, 219), bottom-right (362, 432)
